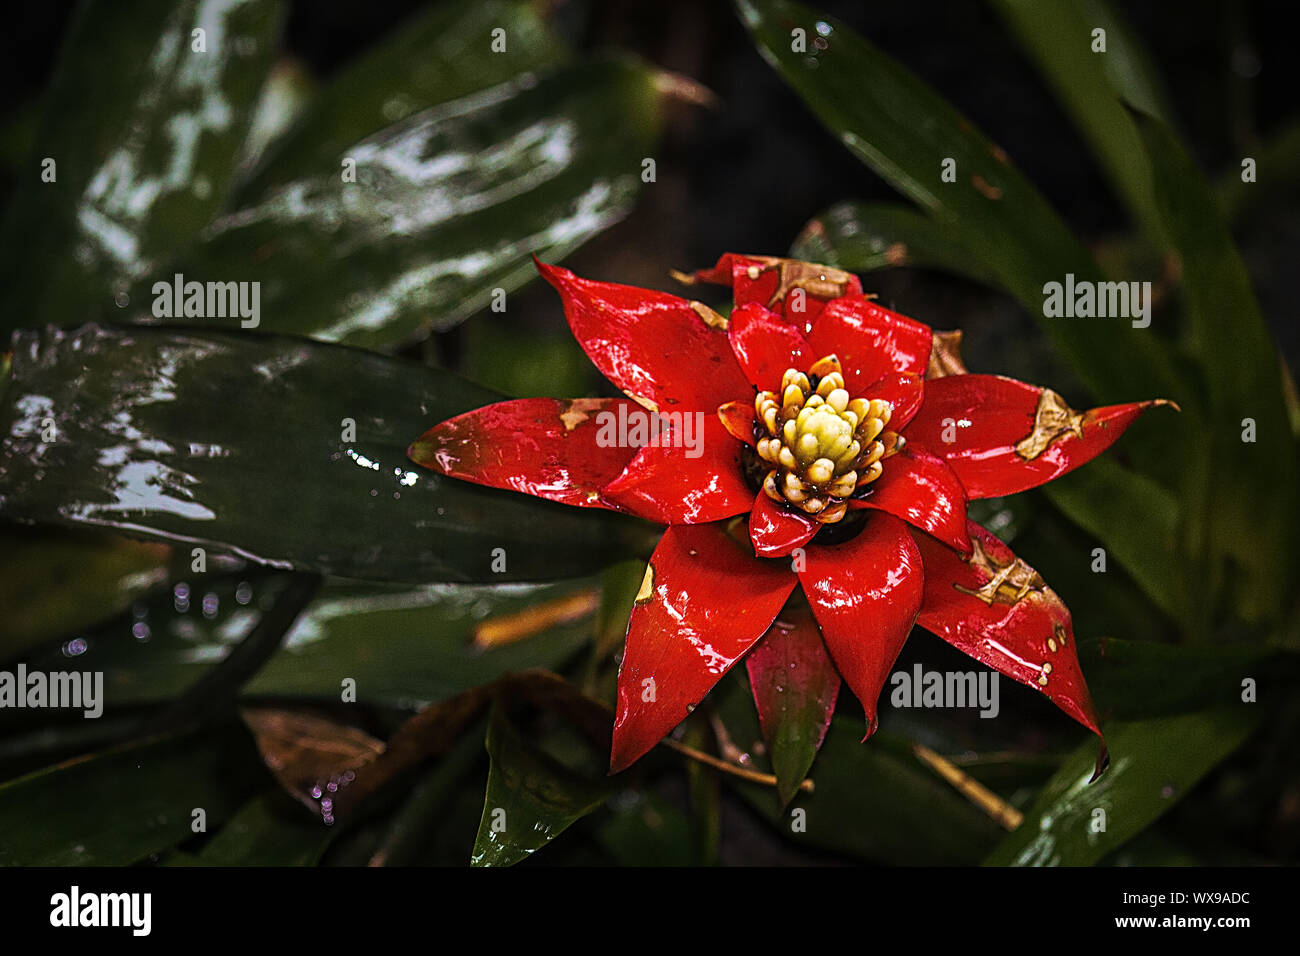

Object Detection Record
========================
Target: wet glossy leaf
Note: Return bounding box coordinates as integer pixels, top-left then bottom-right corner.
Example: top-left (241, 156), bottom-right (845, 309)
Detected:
top-left (135, 58), bottom-right (664, 347)
top-left (0, 0), bottom-right (284, 328)
top-left (984, 708), bottom-right (1259, 866)
top-left (738, 0), bottom-right (1187, 405)
top-left (0, 724), bottom-right (262, 865)
top-left (745, 603), bottom-right (839, 806)
top-left (22, 573), bottom-right (598, 710)
top-left (0, 325), bottom-right (651, 582)
top-left (471, 703), bottom-right (613, 866)
top-left (240, 0), bottom-right (565, 193)
top-left (0, 526), bottom-right (171, 659)
top-left (792, 201), bottom-right (997, 285)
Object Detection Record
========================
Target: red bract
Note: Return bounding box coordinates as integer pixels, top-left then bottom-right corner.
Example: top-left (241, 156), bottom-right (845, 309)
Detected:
top-left (409, 253), bottom-right (1173, 782)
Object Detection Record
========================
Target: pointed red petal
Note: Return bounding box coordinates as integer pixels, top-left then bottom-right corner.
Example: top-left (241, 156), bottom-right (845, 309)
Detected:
top-left (611, 523), bottom-right (798, 772)
top-left (852, 446), bottom-right (970, 553)
top-left (864, 371), bottom-right (925, 431)
top-left (537, 259), bottom-right (749, 412)
top-left (678, 253), bottom-right (863, 323)
top-left (717, 400), bottom-right (758, 447)
top-left (745, 602), bottom-right (841, 805)
top-left (409, 398), bottom-right (636, 509)
top-left (602, 415), bottom-right (753, 524)
top-left (727, 303), bottom-right (811, 390)
top-left (904, 374), bottom-right (1173, 499)
top-left (807, 295), bottom-right (933, 393)
top-left (749, 491), bottom-right (819, 558)
top-left (799, 513), bottom-right (924, 737)
top-left (913, 521), bottom-right (1102, 737)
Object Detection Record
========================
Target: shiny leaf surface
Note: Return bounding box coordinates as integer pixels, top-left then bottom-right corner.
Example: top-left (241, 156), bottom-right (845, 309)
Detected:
top-left (471, 703), bottom-right (612, 866)
top-left (0, 526), bottom-right (171, 659)
top-left (20, 575), bottom-right (597, 710)
top-left (984, 708), bottom-right (1258, 866)
top-left (0, 325), bottom-right (649, 582)
top-left (240, 0), bottom-right (566, 193)
top-left (0, 0), bottom-right (284, 329)
top-left (135, 59), bottom-right (664, 347)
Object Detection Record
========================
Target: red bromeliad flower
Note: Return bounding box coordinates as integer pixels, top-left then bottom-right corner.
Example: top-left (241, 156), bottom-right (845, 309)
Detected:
top-left (409, 253), bottom-right (1172, 788)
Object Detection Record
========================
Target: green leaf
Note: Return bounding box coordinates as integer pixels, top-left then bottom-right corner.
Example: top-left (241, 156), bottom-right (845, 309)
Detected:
top-left (714, 678), bottom-right (1002, 864)
top-left (0, 526), bottom-right (172, 659)
top-left (0, 724), bottom-right (262, 865)
top-left (138, 58), bottom-right (665, 347)
top-left (738, 0), bottom-right (1187, 405)
top-left (594, 789), bottom-right (694, 866)
top-left (470, 703), bottom-right (612, 866)
top-left (749, 720), bottom-right (1003, 864)
top-left (1042, 458), bottom-right (1180, 620)
top-left (1217, 115), bottom-right (1300, 223)
top-left (248, 582), bottom-right (595, 705)
top-left (988, 0), bottom-right (1171, 242)
top-left (1136, 112), bottom-right (1299, 624)
top-left (240, 0), bottom-right (566, 194)
top-left (0, 0), bottom-right (284, 328)
top-left (0, 325), bottom-right (651, 583)
top-left (194, 792), bottom-right (335, 865)
top-left (20, 574), bottom-right (599, 710)
top-left (459, 312), bottom-right (599, 398)
top-left (984, 708), bottom-right (1258, 866)
top-left (791, 200), bottom-right (998, 285)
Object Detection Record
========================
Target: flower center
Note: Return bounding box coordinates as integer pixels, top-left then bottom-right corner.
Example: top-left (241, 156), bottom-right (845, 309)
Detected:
top-left (753, 355), bottom-right (903, 524)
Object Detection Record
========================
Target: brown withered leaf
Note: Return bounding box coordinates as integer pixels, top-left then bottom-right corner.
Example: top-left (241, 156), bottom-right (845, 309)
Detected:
top-left (240, 708), bottom-right (385, 820)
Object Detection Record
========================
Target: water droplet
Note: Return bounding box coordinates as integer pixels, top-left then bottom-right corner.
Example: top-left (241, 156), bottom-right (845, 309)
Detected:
top-left (62, 637), bottom-right (89, 657)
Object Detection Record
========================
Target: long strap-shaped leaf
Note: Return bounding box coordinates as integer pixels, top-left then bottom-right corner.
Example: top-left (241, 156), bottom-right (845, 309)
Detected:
top-left (0, 324), bottom-right (652, 582)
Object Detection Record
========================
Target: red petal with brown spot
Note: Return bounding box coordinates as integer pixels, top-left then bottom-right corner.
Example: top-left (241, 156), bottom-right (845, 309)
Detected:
top-left (905, 374), bottom-right (1171, 498)
top-left (913, 520), bottom-right (1102, 738)
top-left (408, 397), bottom-right (639, 510)
top-left (677, 252), bottom-right (863, 323)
